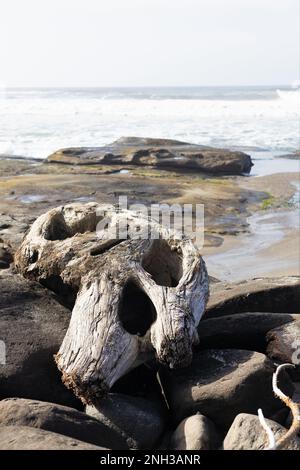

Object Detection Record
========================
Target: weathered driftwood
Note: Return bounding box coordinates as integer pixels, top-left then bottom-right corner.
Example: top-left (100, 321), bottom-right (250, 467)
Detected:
top-left (15, 203), bottom-right (209, 403)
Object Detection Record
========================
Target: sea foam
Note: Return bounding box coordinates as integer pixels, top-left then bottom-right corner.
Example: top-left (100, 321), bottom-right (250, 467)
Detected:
top-left (0, 86), bottom-right (299, 161)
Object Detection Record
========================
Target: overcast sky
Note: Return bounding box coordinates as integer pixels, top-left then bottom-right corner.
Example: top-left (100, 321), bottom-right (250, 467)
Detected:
top-left (0, 0), bottom-right (299, 87)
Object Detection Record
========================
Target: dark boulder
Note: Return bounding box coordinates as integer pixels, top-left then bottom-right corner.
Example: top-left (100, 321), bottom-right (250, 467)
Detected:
top-left (206, 276), bottom-right (300, 318)
top-left (86, 392), bottom-right (167, 450)
top-left (0, 398), bottom-right (121, 449)
top-left (197, 312), bottom-right (300, 352)
top-left (170, 414), bottom-right (220, 450)
top-left (0, 271), bottom-right (80, 408)
top-left (223, 413), bottom-right (300, 450)
top-left (0, 425), bottom-right (106, 450)
top-left (159, 349), bottom-right (293, 429)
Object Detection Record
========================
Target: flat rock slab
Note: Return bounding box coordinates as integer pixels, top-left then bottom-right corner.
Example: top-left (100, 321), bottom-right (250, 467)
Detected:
top-left (206, 276), bottom-right (300, 318)
top-left (197, 312), bottom-right (300, 352)
top-left (86, 393), bottom-right (167, 450)
top-left (46, 137), bottom-right (253, 175)
top-left (0, 271), bottom-right (80, 408)
top-left (159, 349), bottom-right (293, 429)
top-left (0, 398), bottom-right (121, 449)
top-left (0, 425), bottom-right (106, 450)
top-left (223, 413), bottom-right (300, 450)
top-left (170, 414), bottom-right (220, 450)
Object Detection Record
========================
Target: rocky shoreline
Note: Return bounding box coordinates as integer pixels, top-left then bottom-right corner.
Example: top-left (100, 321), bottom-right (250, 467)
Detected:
top-left (0, 138), bottom-right (299, 450)
top-left (0, 268), bottom-right (299, 450)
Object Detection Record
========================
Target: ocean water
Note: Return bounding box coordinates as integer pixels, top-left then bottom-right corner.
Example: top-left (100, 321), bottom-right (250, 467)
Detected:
top-left (0, 86), bottom-right (299, 173)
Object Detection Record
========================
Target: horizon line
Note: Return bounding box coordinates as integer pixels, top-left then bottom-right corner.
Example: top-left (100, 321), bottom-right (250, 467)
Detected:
top-left (2, 84), bottom-right (294, 89)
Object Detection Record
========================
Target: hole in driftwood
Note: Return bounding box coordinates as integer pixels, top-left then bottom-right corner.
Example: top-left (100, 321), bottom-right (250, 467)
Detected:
top-left (142, 239), bottom-right (183, 287)
top-left (29, 250), bottom-right (38, 264)
top-left (44, 214), bottom-right (71, 241)
top-left (44, 211), bottom-right (99, 241)
top-left (40, 275), bottom-right (77, 309)
top-left (118, 280), bottom-right (157, 336)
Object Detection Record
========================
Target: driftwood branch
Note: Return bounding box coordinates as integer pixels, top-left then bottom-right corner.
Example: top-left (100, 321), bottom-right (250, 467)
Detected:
top-left (258, 408), bottom-right (276, 450)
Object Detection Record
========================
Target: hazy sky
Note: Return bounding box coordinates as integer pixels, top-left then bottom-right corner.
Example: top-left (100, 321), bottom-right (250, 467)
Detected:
top-left (0, 0), bottom-right (299, 87)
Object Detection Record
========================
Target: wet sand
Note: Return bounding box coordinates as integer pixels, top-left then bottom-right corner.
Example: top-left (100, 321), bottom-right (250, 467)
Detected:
top-left (203, 172), bottom-right (300, 281)
top-left (204, 210), bottom-right (299, 281)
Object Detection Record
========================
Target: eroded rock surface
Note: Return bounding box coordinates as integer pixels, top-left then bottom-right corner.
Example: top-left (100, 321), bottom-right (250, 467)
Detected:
top-left (46, 137), bottom-right (253, 175)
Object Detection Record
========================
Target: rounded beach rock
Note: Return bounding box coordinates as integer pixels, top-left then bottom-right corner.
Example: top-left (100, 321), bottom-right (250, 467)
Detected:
top-left (0, 271), bottom-right (80, 408)
top-left (206, 276), bottom-right (300, 318)
top-left (223, 413), bottom-right (300, 450)
top-left (170, 414), bottom-right (220, 450)
top-left (0, 425), bottom-right (107, 450)
top-left (159, 349), bottom-right (293, 429)
top-left (0, 398), bottom-right (122, 449)
top-left (86, 393), bottom-right (167, 450)
top-left (197, 312), bottom-right (300, 352)
top-left (267, 321), bottom-right (300, 379)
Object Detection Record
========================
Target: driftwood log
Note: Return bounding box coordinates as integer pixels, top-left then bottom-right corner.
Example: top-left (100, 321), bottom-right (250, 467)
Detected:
top-left (15, 203), bottom-right (209, 403)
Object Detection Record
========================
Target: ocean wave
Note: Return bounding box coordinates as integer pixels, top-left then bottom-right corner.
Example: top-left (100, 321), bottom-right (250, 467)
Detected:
top-left (0, 87), bottom-right (299, 159)
top-left (276, 88), bottom-right (300, 103)
top-left (3, 86), bottom-right (287, 102)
